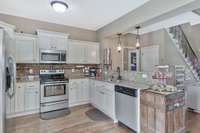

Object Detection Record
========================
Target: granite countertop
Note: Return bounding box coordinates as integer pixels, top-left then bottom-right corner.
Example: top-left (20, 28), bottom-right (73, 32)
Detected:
top-left (92, 78), bottom-right (151, 90)
top-left (17, 76), bottom-right (150, 90)
top-left (17, 76), bottom-right (40, 83)
top-left (143, 89), bottom-right (184, 96)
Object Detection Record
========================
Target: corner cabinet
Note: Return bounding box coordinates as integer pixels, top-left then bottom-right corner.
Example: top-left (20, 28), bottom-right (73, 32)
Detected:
top-left (15, 33), bottom-right (38, 63)
top-left (67, 40), bottom-right (100, 64)
top-left (37, 29), bottom-right (69, 51)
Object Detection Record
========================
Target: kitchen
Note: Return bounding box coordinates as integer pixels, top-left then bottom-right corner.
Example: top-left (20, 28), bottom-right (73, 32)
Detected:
top-left (1, 0), bottom-right (200, 133)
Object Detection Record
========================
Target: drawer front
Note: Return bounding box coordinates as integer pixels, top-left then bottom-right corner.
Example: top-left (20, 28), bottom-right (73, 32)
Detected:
top-left (24, 82), bottom-right (40, 88)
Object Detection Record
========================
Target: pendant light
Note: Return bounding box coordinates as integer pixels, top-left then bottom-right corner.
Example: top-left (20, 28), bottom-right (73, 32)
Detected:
top-left (117, 33), bottom-right (122, 52)
top-left (135, 26), bottom-right (141, 49)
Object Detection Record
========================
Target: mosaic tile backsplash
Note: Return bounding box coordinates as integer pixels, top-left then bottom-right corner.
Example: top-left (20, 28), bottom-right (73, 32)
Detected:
top-left (16, 64), bottom-right (99, 82)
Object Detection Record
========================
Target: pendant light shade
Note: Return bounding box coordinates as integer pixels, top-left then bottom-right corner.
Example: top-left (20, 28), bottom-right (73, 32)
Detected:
top-left (117, 33), bottom-right (122, 52)
top-left (136, 26), bottom-right (141, 49)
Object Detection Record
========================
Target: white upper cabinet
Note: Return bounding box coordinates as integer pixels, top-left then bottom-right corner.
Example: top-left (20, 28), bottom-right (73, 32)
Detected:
top-left (15, 33), bottom-right (38, 63)
top-left (68, 41), bottom-right (86, 63)
top-left (37, 29), bottom-right (69, 50)
top-left (68, 39), bottom-right (100, 64)
top-left (85, 44), bottom-right (100, 64)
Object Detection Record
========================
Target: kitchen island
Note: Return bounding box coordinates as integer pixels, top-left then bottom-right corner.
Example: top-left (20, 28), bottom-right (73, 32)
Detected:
top-left (140, 89), bottom-right (186, 133)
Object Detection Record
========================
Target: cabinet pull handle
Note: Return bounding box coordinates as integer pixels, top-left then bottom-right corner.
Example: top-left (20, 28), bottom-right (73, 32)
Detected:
top-left (28, 85), bottom-right (34, 88)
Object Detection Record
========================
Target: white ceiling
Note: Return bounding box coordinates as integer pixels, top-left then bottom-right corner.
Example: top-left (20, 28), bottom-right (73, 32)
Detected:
top-left (130, 12), bottom-right (200, 35)
top-left (0, 0), bottom-right (150, 31)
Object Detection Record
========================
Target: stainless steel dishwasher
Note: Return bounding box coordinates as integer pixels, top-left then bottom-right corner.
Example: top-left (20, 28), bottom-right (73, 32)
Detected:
top-left (115, 85), bottom-right (138, 133)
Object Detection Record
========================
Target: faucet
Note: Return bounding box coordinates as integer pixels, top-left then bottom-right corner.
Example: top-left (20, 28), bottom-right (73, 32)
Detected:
top-left (117, 67), bottom-right (122, 80)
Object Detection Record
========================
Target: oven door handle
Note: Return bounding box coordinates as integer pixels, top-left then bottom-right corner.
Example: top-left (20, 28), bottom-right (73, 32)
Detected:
top-left (42, 82), bottom-right (68, 86)
top-left (41, 100), bottom-right (68, 107)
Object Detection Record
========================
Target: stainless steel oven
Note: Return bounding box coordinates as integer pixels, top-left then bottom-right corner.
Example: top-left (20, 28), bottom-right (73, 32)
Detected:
top-left (40, 81), bottom-right (68, 104)
top-left (39, 69), bottom-right (69, 118)
top-left (40, 49), bottom-right (66, 64)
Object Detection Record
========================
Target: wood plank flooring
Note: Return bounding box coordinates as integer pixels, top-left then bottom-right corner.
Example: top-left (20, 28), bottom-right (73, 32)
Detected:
top-left (6, 105), bottom-right (200, 133)
top-left (6, 105), bottom-right (130, 133)
top-left (186, 110), bottom-right (200, 133)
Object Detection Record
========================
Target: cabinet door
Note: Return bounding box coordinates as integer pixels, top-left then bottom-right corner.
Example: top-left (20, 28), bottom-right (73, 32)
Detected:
top-left (95, 84), bottom-right (105, 110)
top-left (15, 35), bottom-right (37, 63)
top-left (89, 80), bottom-right (96, 104)
top-left (141, 45), bottom-right (159, 72)
top-left (69, 80), bottom-right (79, 105)
top-left (85, 44), bottom-right (100, 64)
top-left (38, 35), bottom-right (52, 50)
top-left (15, 84), bottom-right (25, 113)
top-left (24, 86), bottom-right (39, 111)
top-left (51, 36), bottom-right (67, 50)
top-left (104, 89), bottom-right (115, 117)
top-left (6, 92), bottom-right (15, 115)
top-left (80, 79), bottom-right (89, 102)
top-left (37, 30), bottom-right (68, 50)
top-left (68, 41), bottom-right (85, 63)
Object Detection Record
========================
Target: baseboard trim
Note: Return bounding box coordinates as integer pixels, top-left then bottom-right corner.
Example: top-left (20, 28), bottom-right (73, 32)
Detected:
top-left (7, 109), bottom-right (39, 119)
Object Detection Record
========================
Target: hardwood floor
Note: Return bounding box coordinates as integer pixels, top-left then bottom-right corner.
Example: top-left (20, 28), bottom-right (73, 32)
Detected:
top-left (186, 110), bottom-right (200, 133)
top-left (7, 105), bottom-right (200, 133)
top-left (7, 105), bottom-right (130, 133)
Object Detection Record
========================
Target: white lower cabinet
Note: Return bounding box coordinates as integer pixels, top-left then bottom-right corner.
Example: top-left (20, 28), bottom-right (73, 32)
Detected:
top-left (69, 79), bottom-right (90, 107)
top-left (15, 83), bottom-right (25, 113)
top-left (7, 81), bottom-right (40, 118)
top-left (91, 80), bottom-right (116, 121)
top-left (104, 89), bottom-right (115, 119)
top-left (69, 79), bottom-right (116, 121)
top-left (24, 83), bottom-right (40, 111)
top-left (10, 79), bottom-right (116, 121)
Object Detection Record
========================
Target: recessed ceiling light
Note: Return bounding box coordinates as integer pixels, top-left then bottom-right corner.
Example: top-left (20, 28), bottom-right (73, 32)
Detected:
top-left (51, 1), bottom-right (68, 13)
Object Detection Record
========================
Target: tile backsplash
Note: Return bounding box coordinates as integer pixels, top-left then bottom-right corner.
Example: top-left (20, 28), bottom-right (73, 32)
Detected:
top-left (16, 63), bottom-right (100, 82)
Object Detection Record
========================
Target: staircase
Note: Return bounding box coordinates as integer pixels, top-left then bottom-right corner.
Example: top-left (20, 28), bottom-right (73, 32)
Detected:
top-left (166, 25), bottom-right (200, 80)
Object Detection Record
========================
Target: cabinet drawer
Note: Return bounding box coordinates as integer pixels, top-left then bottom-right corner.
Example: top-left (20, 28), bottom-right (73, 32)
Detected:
top-left (24, 82), bottom-right (39, 88)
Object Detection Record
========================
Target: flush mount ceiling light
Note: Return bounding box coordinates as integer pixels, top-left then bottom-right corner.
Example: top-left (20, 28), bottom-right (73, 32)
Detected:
top-left (51, 1), bottom-right (68, 13)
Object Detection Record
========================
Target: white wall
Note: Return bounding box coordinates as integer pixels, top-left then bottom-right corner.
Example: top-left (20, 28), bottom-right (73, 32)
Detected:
top-left (97, 0), bottom-right (195, 40)
top-left (181, 23), bottom-right (200, 58)
top-left (103, 28), bottom-right (195, 81)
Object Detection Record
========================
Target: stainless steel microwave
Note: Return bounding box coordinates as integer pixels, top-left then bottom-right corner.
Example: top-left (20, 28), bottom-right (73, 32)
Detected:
top-left (40, 49), bottom-right (66, 63)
